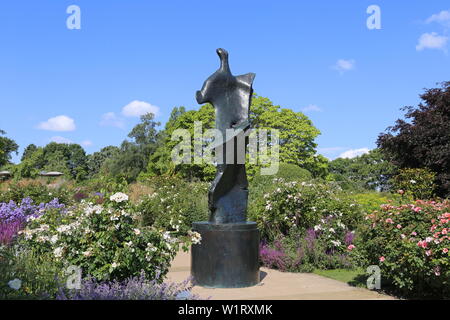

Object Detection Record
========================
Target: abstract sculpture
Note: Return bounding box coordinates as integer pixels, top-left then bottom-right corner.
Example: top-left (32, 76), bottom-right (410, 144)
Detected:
top-left (191, 49), bottom-right (260, 288)
top-left (196, 48), bottom-right (255, 224)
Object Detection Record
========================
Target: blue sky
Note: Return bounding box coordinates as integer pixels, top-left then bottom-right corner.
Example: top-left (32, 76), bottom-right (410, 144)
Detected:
top-left (1, 0), bottom-right (449, 163)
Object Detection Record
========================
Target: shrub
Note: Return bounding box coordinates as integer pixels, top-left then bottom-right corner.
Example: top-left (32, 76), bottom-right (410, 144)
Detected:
top-left (358, 200), bottom-right (450, 298)
top-left (0, 180), bottom-right (72, 205)
top-left (391, 168), bottom-right (436, 200)
top-left (19, 192), bottom-right (198, 282)
top-left (137, 180), bottom-right (209, 234)
top-left (0, 247), bottom-right (63, 299)
top-left (0, 198), bottom-right (65, 246)
top-left (57, 273), bottom-right (202, 300)
top-left (250, 179), bottom-right (363, 242)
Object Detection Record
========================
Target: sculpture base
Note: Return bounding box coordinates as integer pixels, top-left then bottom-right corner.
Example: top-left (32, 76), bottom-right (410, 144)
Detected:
top-left (191, 221), bottom-right (260, 288)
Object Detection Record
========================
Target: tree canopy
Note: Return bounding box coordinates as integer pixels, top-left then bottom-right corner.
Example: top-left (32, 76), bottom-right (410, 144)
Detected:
top-left (142, 94), bottom-right (326, 181)
top-left (0, 130), bottom-right (19, 168)
top-left (377, 82), bottom-right (450, 197)
top-left (328, 149), bottom-right (396, 191)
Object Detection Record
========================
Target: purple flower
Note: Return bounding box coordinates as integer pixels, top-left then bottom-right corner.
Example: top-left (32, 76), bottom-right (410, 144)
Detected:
top-left (56, 273), bottom-right (204, 300)
top-left (260, 243), bottom-right (287, 271)
top-left (344, 231), bottom-right (355, 246)
top-left (0, 197), bottom-right (65, 245)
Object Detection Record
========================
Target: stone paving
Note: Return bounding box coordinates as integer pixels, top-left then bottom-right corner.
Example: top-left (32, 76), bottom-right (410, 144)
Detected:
top-left (166, 250), bottom-right (395, 300)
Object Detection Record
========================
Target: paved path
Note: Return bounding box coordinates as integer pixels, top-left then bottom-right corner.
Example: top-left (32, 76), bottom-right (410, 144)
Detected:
top-left (166, 251), bottom-right (395, 300)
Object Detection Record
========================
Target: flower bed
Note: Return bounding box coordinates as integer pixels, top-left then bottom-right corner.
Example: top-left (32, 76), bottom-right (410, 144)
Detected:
top-left (359, 200), bottom-right (449, 298)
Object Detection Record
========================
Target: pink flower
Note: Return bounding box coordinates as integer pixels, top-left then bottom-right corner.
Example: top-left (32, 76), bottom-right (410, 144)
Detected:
top-left (398, 190), bottom-right (405, 195)
top-left (400, 234), bottom-right (406, 239)
top-left (417, 240), bottom-right (428, 249)
top-left (411, 231), bottom-right (417, 236)
top-left (443, 248), bottom-right (449, 254)
top-left (379, 256), bottom-right (385, 262)
top-left (385, 218), bottom-right (394, 224)
top-left (396, 224), bottom-right (402, 229)
top-left (347, 244), bottom-right (355, 251)
top-left (425, 250), bottom-right (432, 256)
top-left (425, 237), bottom-right (433, 243)
top-left (434, 266), bottom-right (441, 277)
top-left (413, 207), bottom-right (421, 212)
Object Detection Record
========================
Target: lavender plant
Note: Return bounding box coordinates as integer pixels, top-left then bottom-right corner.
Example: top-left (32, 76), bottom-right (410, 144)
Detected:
top-left (57, 273), bottom-right (204, 300)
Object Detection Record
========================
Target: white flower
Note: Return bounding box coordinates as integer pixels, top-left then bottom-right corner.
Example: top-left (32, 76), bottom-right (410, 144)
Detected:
top-left (57, 225), bottom-right (70, 233)
top-left (410, 180), bottom-right (417, 184)
top-left (8, 278), bottom-right (22, 290)
top-left (314, 225), bottom-right (322, 231)
top-left (188, 231), bottom-right (202, 245)
top-left (133, 228), bottom-right (141, 235)
top-left (83, 250), bottom-right (92, 257)
top-left (50, 235), bottom-right (59, 244)
top-left (330, 240), bottom-right (341, 247)
top-left (329, 228), bottom-right (336, 233)
top-left (111, 262), bottom-right (119, 269)
top-left (109, 192), bottom-right (129, 203)
top-left (53, 247), bottom-right (64, 258)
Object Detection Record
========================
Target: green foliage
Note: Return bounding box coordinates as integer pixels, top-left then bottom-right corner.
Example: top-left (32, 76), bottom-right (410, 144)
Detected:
top-left (145, 104), bottom-right (215, 181)
top-left (0, 247), bottom-right (63, 299)
top-left (391, 168), bottom-right (436, 200)
top-left (102, 113), bottom-right (160, 182)
top-left (377, 82), bottom-right (450, 197)
top-left (137, 177), bottom-right (209, 234)
top-left (250, 179), bottom-right (362, 242)
top-left (0, 129), bottom-right (18, 168)
top-left (19, 193), bottom-right (194, 282)
top-left (0, 180), bottom-right (73, 205)
top-left (144, 94), bottom-right (325, 180)
top-left (357, 200), bottom-right (450, 298)
top-left (342, 192), bottom-right (404, 214)
top-left (86, 146), bottom-right (120, 178)
top-left (8, 143), bottom-right (88, 181)
top-left (250, 95), bottom-right (326, 178)
top-left (328, 149), bottom-right (396, 191)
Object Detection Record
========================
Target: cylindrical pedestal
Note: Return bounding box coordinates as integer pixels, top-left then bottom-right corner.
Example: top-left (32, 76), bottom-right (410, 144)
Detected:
top-left (191, 221), bottom-right (260, 288)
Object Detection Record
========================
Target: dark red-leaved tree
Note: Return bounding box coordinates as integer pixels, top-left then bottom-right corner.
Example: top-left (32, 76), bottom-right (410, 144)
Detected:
top-left (377, 82), bottom-right (450, 197)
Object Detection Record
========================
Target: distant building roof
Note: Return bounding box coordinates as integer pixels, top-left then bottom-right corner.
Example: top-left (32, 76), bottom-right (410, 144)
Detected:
top-left (39, 171), bottom-right (64, 177)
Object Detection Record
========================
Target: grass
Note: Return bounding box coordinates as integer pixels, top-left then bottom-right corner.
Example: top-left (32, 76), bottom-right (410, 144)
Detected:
top-left (313, 268), bottom-right (367, 288)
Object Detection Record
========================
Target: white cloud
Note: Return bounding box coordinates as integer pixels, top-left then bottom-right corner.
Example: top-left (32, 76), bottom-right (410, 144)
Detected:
top-left (122, 100), bottom-right (159, 117)
top-left (302, 104), bottom-right (322, 113)
top-left (38, 115), bottom-right (76, 132)
top-left (416, 32), bottom-right (449, 51)
top-left (100, 112), bottom-right (125, 128)
top-left (333, 59), bottom-right (355, 73)
top-left (81, 140), bottom-right (93, 147)
top-left (50, 136), bottom-right (73, 144)
top-left (426, 10), bottom-right (450, 27)
top-left (339, 148), bottom-right (370, 159)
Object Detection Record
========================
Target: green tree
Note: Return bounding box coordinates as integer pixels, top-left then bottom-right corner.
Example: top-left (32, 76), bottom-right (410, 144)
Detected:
top-left (377, 82), bottom-right (450, 197)
top-left (86, 146), bottom-right (120, 177)
top-left (144, 95), bottom-right (325, 180)
top-left (328, 149), bottom-right (396, 191)
top-left (0, 130), bottom-right (19, 167)
top-left (21, 144), bottom-right (38, 161)
top-left (103, 113), bottom-right (160, 182)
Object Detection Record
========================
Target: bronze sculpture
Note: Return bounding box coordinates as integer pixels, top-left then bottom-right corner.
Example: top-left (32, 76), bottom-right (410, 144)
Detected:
top-left (191, 49), bottom-right (260, 288)
top-left (196, 48), bottom-right (255, 224)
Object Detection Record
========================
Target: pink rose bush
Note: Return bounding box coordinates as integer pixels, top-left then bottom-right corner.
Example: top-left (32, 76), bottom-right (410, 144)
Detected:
top-left (359, 200), bottom-right (449, 298)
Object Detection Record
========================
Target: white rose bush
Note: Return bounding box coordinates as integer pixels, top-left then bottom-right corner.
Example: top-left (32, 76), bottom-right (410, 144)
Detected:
top-left (19, 192), bottom-right (196, 282)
